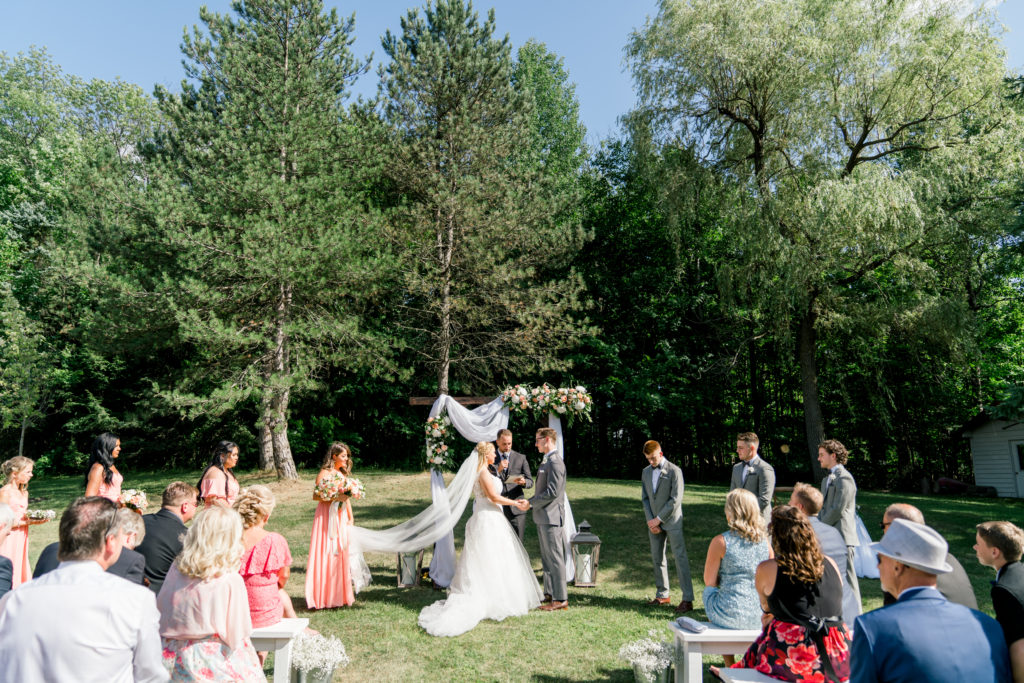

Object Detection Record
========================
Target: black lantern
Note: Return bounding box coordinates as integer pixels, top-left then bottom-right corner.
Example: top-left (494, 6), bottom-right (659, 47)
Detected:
top-left (397, 549), bottom-right (425, 587)
top-left (570, 520), bottom-right (601, 587)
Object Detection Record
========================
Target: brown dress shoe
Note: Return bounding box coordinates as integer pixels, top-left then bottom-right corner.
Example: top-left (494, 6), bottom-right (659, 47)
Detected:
top-left (539, 600), bottom-right (568, 611)
top-left (675, 600), bottom-right (694, 613)
top-left (647, 597), bottom-right (671, 606)
top-left (542, 593), bottom-right (552, 604)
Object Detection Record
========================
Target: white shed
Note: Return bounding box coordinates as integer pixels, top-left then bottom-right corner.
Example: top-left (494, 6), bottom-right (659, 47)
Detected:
top-left (962, 415), bottom-right (1024, 498)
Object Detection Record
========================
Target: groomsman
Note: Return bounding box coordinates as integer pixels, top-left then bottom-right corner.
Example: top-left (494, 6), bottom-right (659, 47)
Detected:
top-left (528, 427), bottom-right (568, 611)
top-left (640, 440), bottom-right (694, 613)
top-left (494, 429), bottom-right (533, 542)
top-left (974, 520), bottom-right (1024, 681)
top-left (730, 431), bottom-right (775, 521)
top-left (818, 439), bottom-right (861, 611)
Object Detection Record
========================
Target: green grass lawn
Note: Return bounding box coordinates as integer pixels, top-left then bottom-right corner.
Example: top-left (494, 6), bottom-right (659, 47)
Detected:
top-left (22, 468), bottom-right (1024, 682)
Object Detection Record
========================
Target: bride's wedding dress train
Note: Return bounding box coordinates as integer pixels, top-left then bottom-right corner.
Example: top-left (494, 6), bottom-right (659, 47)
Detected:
top-left (418, 473), bottom-right (543, 636)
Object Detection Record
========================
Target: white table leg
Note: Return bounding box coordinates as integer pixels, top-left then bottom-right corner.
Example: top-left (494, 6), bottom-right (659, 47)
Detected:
top-left (273, 640), bottom-right (292, 683)
top-left (682, 641), bottom-right (703, 683)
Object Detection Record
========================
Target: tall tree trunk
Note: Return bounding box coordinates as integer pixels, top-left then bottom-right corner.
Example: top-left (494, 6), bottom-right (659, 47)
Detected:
top-left (436, 209), bottom-right (455, 395)
top-left (18, 417), bottom-right (28, 459)
top-left (257, 391), bottom-right (275, 471)
top-left (798, 304), bottom-right (826, 481)
top-left (267, 282), bottom-right (298, 480)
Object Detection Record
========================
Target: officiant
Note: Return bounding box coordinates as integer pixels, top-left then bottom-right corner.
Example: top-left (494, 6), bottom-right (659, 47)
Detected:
top-left (495, 429), bottom-right (533, 542)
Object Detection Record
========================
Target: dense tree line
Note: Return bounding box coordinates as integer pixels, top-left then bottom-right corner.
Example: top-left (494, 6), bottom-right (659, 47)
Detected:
top-left (0, 0), bottom-right (1021, 490)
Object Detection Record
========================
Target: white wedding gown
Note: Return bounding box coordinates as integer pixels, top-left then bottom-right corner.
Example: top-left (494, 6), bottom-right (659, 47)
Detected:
top-left (418, 471), bottom-right (543, 637)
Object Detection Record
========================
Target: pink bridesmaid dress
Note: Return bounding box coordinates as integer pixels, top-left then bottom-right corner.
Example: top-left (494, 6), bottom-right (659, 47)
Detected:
top-left (200, 474), bottom-right (240, 507)
top-left (239, 532), bottom-right (293, 628)
top-left (96, 469), bottom-right (124, 504)
top-left (0, 488), bottom-right (29, 587)
top-left (305, 499), bottom-right (354, 608)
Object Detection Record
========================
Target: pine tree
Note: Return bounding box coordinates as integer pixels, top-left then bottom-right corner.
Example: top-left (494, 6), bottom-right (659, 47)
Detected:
top-left (378, 0), bottom-right (586, 395)
top-left (146, 0), bottom-right (390, 478)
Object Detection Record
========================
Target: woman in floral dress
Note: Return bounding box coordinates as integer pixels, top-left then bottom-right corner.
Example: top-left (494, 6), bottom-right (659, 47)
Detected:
top-left (157, 506), bottom-right (265, 682)
top-left (715, 505), bottom-right (851, 683)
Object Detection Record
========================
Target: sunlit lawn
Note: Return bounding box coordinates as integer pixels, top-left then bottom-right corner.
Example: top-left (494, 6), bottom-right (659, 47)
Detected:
top-left (24, 468), bottom-right (1024, 682)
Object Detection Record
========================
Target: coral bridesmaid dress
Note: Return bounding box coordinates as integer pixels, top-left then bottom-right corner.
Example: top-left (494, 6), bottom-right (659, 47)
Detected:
top-left (0, 488), bottom-right (30, 587)
top-left (305, 499), bottom-right (354, 609)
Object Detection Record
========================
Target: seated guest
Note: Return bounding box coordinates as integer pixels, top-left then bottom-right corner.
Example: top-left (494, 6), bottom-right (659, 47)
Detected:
top-left (975, 521), bottom-right (1024, 683)
top-left (235, 485), bottom-right (297, 662)
top-left (157, 506), bottom-right (264, 682)
top-left (0, 503), bottom-right (14, 599)
top-left (137, 482), bottom-right (199, 594)
top-left (789, 482), bottom-right (860, 625)
top-left (0, 497), bottom-right (167, 682)
top-left (702, 489), bottom-right (771, 638)
top-left (851, 519), bottom-right (1010, 683)
top-left (716, 505), bottom-right (851, 682)
top-left (34, 507), bottom-right (148, 585)
top-left (879, 503), bottom-right (977, 609)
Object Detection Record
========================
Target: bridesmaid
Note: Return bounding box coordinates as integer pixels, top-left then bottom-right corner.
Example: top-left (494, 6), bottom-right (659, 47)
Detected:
top-left (0, 457), bottom-right (48, 587)
top-left (197, 441), bottom-right (240, 508)
top-left (305, 442), bottom-right (356, 609)
top-left (84, 432), bottom-right (123, 502)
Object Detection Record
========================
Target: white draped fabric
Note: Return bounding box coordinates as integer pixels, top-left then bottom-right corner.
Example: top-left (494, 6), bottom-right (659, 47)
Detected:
top-left (349, 449), bottom-right (480, 555)
top-left (348, 393), bottom-right (578, 587)
top-left (427, 396), bottom-right (509, 585)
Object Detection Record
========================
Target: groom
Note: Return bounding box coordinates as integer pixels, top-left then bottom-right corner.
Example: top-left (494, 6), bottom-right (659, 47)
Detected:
top-left (527, 427), bottom-right (568, 611)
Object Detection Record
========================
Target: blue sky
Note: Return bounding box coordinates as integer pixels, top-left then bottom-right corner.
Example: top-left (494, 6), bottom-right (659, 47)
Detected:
top-left (2, 1), bottom-right (1022, 145)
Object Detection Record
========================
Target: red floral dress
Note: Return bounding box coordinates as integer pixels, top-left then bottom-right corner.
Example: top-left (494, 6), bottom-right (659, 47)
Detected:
top-left (734, 562), bottom-right (851, 682)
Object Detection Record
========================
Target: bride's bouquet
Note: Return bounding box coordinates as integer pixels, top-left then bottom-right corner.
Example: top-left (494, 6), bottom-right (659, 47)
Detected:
top-left (315, 471), bottom-right (365, 501)
top-left (119, 489), bottom-right (148, 513)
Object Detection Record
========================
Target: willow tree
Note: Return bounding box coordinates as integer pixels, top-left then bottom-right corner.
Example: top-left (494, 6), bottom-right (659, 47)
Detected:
top-left (147, 0), bottom-right (390, 478)
top-left (629, 0), bottom-right (1014, 475)
top-left (377, 0), bottom-right (587, 395)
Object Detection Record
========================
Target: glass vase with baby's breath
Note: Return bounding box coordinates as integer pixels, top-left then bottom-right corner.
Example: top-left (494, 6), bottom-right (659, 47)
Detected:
top-left (289, 633), bottom-right (350, 683)
top-left (618, 630), bottom-right (673, 683)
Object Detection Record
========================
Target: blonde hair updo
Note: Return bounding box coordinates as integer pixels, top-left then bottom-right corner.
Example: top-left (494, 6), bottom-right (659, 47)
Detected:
top-left (233, 485), bottom-right (276, 529)
top-left (476, 442), bottom-right (495, 471)
top-left (176, 506), bottom-right (244, 580)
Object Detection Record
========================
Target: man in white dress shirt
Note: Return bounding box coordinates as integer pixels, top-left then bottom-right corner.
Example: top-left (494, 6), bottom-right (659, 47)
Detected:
top-left (0, 496), bottom-right (168, 683)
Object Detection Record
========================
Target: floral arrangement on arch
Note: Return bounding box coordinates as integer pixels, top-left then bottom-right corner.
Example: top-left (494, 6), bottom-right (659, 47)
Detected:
top-left (424, 413), bottom-right (457, 471)
top-left (500, 383), bottom-right (593, 426)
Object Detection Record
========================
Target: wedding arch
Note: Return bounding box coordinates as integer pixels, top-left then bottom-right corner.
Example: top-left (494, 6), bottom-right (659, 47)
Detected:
top-left (349, 384), bottom-right (593, 587)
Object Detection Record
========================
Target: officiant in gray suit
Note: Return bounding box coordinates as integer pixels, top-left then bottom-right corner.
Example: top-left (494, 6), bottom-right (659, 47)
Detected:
top-left (729, 431), bottom-right (775, 521)
top-left (495, 429), bottom-right (533, 542)
top-left (641, 440), bottom-right (695, 613)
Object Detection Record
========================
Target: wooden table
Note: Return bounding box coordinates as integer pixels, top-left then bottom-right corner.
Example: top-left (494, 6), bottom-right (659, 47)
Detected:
top-left (667, 621), bottom-right (761, 683)
top-left (250, 617), bottom-right (309, 683)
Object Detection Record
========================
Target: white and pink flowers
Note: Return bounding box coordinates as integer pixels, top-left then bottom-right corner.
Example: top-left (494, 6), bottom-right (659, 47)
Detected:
top-left (119, 489), bottom-right (148, 513)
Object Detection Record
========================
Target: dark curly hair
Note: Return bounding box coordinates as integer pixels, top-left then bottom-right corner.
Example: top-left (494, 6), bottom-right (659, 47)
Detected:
top-left (84, 432), bottom-right (120, 486)
top-left (770, 505), bottom-right (825, 584)
top-left (818, 439), bottom-right (848, 465)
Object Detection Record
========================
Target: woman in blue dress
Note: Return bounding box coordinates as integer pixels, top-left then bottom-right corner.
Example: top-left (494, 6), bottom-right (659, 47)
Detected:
top-left (703, 488), bottom-right (772, 660)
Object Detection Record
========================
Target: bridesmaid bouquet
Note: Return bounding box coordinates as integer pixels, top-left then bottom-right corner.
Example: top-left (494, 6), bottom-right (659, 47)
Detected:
top-left (26, 509), bottom-right (56, 522)
top-left (341, 476), bottom-right (365, 500)
top-left (315, 472), bottom-right (365, 501)
top-left (119, 489), bottom-right (148, 513)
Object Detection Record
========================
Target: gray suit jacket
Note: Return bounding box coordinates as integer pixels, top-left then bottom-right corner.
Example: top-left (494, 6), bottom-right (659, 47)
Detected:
top-left (820, 464), bottom-right (858, 546)
top-left (810, 515), bottom-right (859, 622)
top-left (730, 456), bottom-right (775, 519)
top-left (530, 452), bottom-right (565, 526)
top-left (641, 459), bottom-right (684, 529)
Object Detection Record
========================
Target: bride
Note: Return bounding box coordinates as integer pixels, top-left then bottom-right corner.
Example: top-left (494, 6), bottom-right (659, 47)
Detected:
top-left (418, 441), bottom-right (543, 636)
